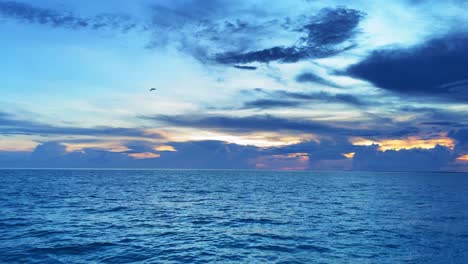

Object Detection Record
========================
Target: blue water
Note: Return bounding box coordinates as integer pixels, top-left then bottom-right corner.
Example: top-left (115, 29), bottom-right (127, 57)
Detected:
top-left (0, 170), bottom-right (467, 263)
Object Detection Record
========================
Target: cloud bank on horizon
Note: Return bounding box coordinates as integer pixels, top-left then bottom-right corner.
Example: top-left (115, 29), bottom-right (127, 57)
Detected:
top-left (1, 0), bottom-right (468, 171)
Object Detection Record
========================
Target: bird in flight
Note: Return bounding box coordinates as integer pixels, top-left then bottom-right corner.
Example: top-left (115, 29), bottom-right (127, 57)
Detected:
top-left (150, 88), bottom-right (157, 92)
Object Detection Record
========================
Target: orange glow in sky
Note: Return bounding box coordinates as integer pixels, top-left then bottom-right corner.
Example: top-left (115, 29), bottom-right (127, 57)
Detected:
top-left (343, 152), bottom-right (355, 159)
top-left (254, 152), bottom-right (309, 170)
top-left (128, 152), bottom-right (160, 159)
top-left (351, 136), bottom-right (454, 151)
top-left (0, 139), bottom-right (38, 152)
top-left (64, 142), bottom-right (131, 153)
top-left (456, 154), bottom-right (468, 161)
top-left (158, 129), bottom-right (318, 148)
top-left (154, 145), bottom-right (177, 152)
top-left (282, 152), bottom-right (310, 161)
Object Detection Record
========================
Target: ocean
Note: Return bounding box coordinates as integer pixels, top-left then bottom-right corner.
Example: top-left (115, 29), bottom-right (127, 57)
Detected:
top-left (0, 169), bottom-right (467, 263)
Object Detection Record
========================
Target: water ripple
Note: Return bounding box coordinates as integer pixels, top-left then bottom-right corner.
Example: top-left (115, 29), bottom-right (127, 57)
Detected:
top-left (0, 169), bottom-right (467, 263)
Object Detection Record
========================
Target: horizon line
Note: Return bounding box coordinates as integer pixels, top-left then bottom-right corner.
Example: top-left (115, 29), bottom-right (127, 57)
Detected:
top-left (0, 168), bottom-right (467, 174)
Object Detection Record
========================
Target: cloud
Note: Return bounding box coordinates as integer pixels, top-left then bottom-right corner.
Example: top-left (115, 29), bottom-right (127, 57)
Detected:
top-left (352, 145), bottom-right (454, 171)
top-left (233, 65), bottom-right (257, 70)
top-left (351, 136), bottom-right (455, 151)
top-left (215, 7), bottom-right (365, 64)
top-left (449, 129), bottom-right (468, 143)
top-left (242, 99), bottom-right (303, 109)
top-left (154, 140), bottom-right (261, 169)
top-left (347, 33), bottom-right (468, 101)
top-left (146, 2), bottom-right (279, 61)
top-left (0, 137), bottom-right (464, 171)
top-left (216, 46), bottom-right (310, 64)
top-left (240, 88), bottom-right (368, 109)
top-left (295, 72), bottom-right (337, 87)
top-left (31, 141), bottom-right (66, 159)
top-left (299, 7), bottom-right (364, 46)
top-left (128, 152), bottom-right (160, 159)
top-left (0, 1), bottom-right (139, 31)
top-left (253, 152), bottom-right (310, 170)
top-left (448, 129), bottom-right (468, 152)
top-left (398, 106), bottom-right (468, 129)
top-left (0, 139), bottom-right (351, 169)
top-left (0, 112), bottom-right (155, 138)
top-left (282, 91), bottom-right (366, 106)
top-left (0, 2), bottom-right (364, 66)
top-left (0, 140), bottom-right (263, 169)
top-left (145, 114), bottom-right (385, 137)
top-left (270, 137), bottom-right (356, 161)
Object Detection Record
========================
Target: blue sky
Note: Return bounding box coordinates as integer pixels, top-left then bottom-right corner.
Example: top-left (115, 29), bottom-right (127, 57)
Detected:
top-left (1, 0), bottom-right (468, 171)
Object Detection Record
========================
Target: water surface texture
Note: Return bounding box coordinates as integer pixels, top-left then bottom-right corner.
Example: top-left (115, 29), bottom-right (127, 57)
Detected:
top-left (1, 170), bottom-right (467, 263)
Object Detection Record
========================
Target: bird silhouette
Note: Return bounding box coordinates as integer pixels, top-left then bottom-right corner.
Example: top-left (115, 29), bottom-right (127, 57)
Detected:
top-left (149, 88), bottom-right (156, 92)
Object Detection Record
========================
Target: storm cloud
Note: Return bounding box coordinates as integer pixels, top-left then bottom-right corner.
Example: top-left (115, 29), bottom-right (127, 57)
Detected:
top-left (347, 33), bottom-right (468, 101)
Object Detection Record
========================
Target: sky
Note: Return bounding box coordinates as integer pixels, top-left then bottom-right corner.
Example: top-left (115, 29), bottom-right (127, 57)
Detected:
top-left (1, 0), bottom-right (468, 171)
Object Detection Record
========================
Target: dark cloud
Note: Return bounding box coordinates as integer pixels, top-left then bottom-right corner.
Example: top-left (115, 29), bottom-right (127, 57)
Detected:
top-left (0, 1), bottom-right (139, 31)
top-left (242, 99), bottom-right (303, 109)
top-left (448, 129), bottom-right (468, 152)
top-left (145, 114), bottom-right (383, 137)
top-left (282, 91), bottom-right (366, 106)
top-left (30, 141), bottom-right (67, 163)
top-left (2, 138), bottom-right (460, 171)
top-left (347, 33), bottom-right (468, 101)
top-left (299, 7), bottom-right (364, 46)
top-left (449, 129), bottom-right (468, 143)
top-left (146, 4), bottom-right (277, 61)
top-left (270, 137), bottom-right (356, 161)
top-left (398, 106), bottom-right (468, 129)
top-left (0, 139), bottom-right (307, 169)
top-left (215, 7), bottom-right (364, 64)
top-left (241, 88), bottom-right (368, 108)
top-left (4, 142), bottom-right (138, 168)
top-left (352, 145), bottom-right (454, 172)
top-left (154, 140), bottom-right (261, 169)
top-left (0, 138), bottom-right (346, 169)
top-left (216, 46), bottom-right (310, 64)
top-left (295, 72), bottom-right (337, 87)
top-left (0, 140), bottom-right (263, 169)
top-left (296, 72), bottom-right (328, 83)
top-left (233, 65), bottom-right (257, 70)
top-left (0, 112), bottom-right (156, 138)
top-left (420, 121), bottom-right (457, 126)
top-left (0, 2), bottom-right (364, 66)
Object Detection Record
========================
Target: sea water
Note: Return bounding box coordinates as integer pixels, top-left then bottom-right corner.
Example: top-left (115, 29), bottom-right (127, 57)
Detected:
top-left (0, 169), bottom-right (467, 263)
